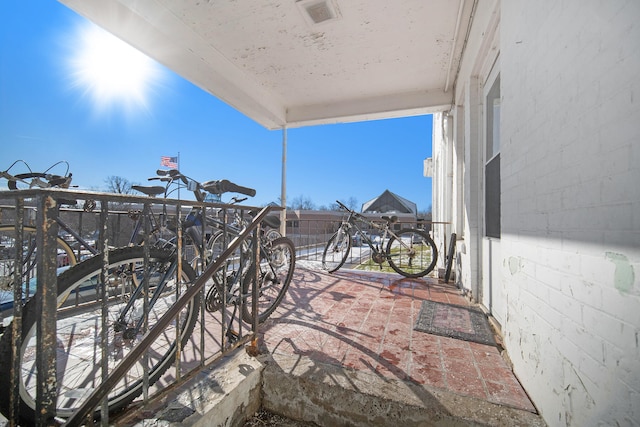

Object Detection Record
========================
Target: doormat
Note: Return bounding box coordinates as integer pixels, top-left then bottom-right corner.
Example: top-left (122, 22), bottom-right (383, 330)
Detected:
top-left (414, 300), bottom-right (496, 346)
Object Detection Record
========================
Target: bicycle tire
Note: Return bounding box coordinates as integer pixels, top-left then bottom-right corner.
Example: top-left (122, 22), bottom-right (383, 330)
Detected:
top-left (0, 246), bottom-right (199, 424)
top-left (386, 229), bottom-right (438, 278)
top-left (264, 229), bottom-right (281, 242)
top-left (0, 225), bottom-right (77, 311)
top-left (322, 228), bottom-right (351, 273)
top-left (206, 229), bottom-right (227, 264)
top-left (444, 233), bottom-right (457, 283)
top-left (241, 236), bottom-right (295, 324)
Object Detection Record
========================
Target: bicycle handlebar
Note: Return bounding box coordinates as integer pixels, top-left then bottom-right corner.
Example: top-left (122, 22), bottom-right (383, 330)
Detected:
top-left (201, 179), bottom-right (256, 197)
top-left (2, 171), bottom-right (73, 190)
top-left (0, 170), bottom-right (16, 182)
top-left (336, 200), bottom-right (350, 211)
top-left (154, 169), bottom-right (256, 200)
top-left (336, 200), bottom-right (370, 222)
top-left (336, 200), bottom-right (359, 216)
top-left (2, 160), bottom-right (74, 190)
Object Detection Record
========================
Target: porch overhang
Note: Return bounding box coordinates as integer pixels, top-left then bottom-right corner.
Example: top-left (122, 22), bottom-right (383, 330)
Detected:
top-left (58, 0), bottom-right (473, 129)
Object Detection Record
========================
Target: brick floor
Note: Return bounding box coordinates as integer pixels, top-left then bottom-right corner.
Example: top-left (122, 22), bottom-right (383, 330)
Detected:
top-left (259, 267), bottom-right (537, 413)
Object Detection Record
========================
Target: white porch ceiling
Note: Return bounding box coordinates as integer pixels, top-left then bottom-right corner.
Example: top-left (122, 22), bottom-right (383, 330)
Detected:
top-left (59, 0), bottom-right (473, 129)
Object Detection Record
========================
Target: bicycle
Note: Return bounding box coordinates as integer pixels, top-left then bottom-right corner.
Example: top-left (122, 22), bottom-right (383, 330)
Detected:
top-left (0, 169), bottom-right (295, 424)
top-left (322, 200), bottom-right (437, 278)
top-left (204, 210), bottom-right (294, 324)
top-left (135, 169), bottom-right (295, 325)
top-left (0, 161), bottom-right (99, 314)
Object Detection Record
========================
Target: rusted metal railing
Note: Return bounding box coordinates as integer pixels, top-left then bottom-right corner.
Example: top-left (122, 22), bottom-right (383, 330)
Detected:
top-left (0, 188), bottom-right (274, 426)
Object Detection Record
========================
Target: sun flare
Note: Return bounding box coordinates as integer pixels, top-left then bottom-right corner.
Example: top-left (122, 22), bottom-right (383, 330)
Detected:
top-left (69, 24), bottom-right (163, 112)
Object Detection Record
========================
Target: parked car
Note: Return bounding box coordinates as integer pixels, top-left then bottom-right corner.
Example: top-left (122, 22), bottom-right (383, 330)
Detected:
top-left (351, 232), bottom-right (363, 246)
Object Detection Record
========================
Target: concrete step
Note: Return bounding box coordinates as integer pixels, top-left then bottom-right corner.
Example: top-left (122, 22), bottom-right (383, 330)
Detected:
top-left (110, 347), bottom-right (547, 427)
top-left (261, 352), bottom-right (546, 427)
top-left (114, 348), bottom-right (263, 426)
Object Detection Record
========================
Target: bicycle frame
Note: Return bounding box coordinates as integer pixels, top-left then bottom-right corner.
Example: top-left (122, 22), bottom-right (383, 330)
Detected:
top-left (337, 205), bottom-right (403, 262)
top-left (112, 255), bottom-right (179, 336)
top-left (55, 215), bottom-right (99, 258)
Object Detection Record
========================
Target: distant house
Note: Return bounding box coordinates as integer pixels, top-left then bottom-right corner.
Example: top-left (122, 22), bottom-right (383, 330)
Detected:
top-left (361, 190), bottom-right (417, 216)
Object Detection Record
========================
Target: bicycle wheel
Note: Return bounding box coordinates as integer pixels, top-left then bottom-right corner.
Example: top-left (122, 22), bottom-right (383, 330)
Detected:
top-left (264, 229), bottom-right (281, 242)
top-left (386, 229), bottom-right (438, 278)
top-left (322, 228), bottom-right (351, 273)
top-left (206, 230), bottom-right (227, 264)
top-left (204, 230), bottom-right (244, 314)
top-left (242, 237), bottom-right (295, 324)
top-left (0, 246), bottom-right (199, 424)
top-left (0, 225), bottom-right (77, 314)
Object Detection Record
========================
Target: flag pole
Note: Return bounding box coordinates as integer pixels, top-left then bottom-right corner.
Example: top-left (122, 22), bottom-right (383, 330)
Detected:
top-left (177, 152), bottom-right (181, 200)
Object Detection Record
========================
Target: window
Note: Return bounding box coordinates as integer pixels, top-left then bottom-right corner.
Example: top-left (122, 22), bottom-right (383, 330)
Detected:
top-left (485, 73), bottom-right (500, 238)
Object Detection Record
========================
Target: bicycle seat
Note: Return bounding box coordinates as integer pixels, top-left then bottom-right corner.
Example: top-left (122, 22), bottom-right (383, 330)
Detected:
top-left (382, 215), bottom-right (398, 223)
top-left (262, 215), bottom-right (280, 229)
top-left (248, 211), bottom-right (280, 229)
top-left (201, 179), bottom-right (256, 197)
top-left (132, 185), bottom-right (165, 197)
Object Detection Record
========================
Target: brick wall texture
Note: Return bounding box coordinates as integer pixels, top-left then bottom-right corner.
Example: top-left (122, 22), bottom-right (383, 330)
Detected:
top-left (499, 1), bottom-right (640, 425)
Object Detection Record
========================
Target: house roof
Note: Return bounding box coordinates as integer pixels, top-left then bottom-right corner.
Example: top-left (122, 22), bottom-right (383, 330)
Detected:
top-left (362, 190), bottom-right (417, 214)
top-left (59, 0), bottom-right (474, 129)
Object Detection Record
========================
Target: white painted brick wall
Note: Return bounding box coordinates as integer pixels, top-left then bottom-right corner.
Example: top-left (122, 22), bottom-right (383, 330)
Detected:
top-left (500, 1), bottom-right (640, 426)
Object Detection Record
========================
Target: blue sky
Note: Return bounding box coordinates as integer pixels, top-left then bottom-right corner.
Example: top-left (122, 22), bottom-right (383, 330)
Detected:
top-left (0, 1), bottom-right (433, 212)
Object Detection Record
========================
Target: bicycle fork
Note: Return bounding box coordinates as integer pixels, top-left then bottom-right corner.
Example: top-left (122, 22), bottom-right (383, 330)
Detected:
top-left (112, 259), bottom-right (178, 339)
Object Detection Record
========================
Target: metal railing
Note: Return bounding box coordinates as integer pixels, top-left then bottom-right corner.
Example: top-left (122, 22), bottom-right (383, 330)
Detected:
top-left (286, 217), bottom-right (437, 272)
top-left (0, 188), bottom-right (273, 426)
top-left (0, 188), bottom-right (441, 425)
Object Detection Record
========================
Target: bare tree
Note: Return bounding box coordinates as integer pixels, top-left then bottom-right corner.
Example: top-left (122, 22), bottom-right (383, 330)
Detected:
top-left (345, 197), bottom-right (359, 211)
top-left (103, 176), bottom-right (137, 244)
top-left (104, 176), bottom-right (134, 194)
top-left (290, 195), bottom-right (315, 210)
top-left (417, 208), bottom-right (432, 220)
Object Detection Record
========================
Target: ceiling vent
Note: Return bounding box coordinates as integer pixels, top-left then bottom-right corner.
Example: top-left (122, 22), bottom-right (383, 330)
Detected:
top-left (296, 0), bottom-right (340, 25)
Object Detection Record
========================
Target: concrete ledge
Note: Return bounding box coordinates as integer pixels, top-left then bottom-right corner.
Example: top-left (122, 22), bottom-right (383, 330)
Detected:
top-left (261, 352), bottom-right (546, 427)
top-left (115, 348), bottom-right (263, 427)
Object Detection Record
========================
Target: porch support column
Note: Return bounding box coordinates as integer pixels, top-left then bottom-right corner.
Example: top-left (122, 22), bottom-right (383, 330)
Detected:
top-left (280, 126), bottom-right (287, 236)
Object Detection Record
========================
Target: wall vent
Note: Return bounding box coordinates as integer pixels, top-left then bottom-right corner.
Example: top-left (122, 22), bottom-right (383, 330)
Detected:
top-left (296, 0), bottom-right (340, 25)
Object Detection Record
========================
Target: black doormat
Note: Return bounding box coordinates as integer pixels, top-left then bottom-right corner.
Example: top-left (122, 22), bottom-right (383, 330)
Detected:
top-left (414, 300), bottom-right (496, 347)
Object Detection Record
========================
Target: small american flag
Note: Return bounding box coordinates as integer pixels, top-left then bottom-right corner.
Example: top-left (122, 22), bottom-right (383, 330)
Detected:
top-left (161, 156), bottom-right (178, 169)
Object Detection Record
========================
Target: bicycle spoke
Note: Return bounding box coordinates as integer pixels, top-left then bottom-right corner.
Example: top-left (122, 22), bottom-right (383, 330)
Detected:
top-left (242, 237), bottom-right (295, 323)
top-left (386, 229), bottom-right (437, 278)
top-left (322, 229), bottom-right (351, 273)
top-left (0, 247), bottom-right (199, 422)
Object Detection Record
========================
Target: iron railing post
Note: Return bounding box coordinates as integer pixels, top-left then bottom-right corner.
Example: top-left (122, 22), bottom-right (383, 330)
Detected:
top-left (249, 221), bottom-right (260, 352)
top-left (63, 206), bottom-right (274, 427)
top-left (35, 193), bottom-right (59, 426)
top-left (9, 198), bottom-right (24, 427)
top-left (99, 201), bottom-right (110, 426)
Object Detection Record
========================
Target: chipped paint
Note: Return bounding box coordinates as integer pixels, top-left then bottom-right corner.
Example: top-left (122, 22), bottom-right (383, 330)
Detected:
top-left (605, 252), bottom-right (635, 294)
top-left (508, 256), bottom-right (521, 275)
